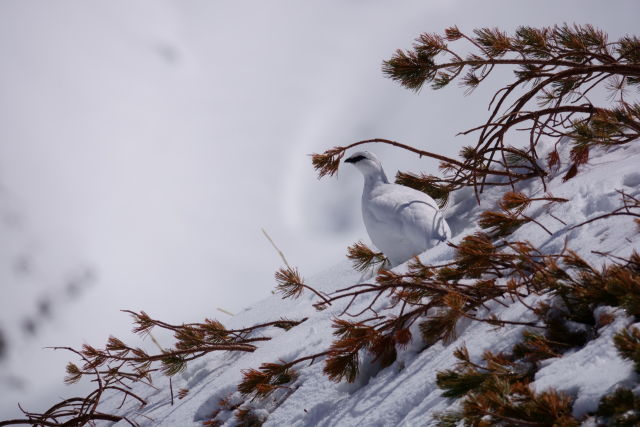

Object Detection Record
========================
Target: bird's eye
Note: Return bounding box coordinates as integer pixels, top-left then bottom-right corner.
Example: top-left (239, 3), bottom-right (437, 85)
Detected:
top-left (345, 155), bottom-right (367, 163)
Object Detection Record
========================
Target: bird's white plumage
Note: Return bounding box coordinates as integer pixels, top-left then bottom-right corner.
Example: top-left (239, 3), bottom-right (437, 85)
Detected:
top-left (345, 151), bottom-right (451, 266)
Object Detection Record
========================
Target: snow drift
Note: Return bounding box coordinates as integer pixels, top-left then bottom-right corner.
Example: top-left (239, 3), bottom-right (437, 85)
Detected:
top-left (80, 137), bottom-right (640, 426)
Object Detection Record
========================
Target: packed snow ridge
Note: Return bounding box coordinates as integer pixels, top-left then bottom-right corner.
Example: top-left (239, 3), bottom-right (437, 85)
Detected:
top-left (97, 138), bottom-right (639, 426)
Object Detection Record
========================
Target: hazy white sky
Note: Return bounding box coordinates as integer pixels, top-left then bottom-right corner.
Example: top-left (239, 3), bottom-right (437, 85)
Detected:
top-left (1, 0), bottom-right (639, 417)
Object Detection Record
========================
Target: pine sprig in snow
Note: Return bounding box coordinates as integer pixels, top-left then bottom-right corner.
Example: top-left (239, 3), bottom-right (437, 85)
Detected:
top-left (3, 24), bottom-right (640, 427)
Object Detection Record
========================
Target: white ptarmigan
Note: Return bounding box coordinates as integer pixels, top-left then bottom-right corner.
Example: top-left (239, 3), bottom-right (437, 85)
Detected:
top-left (345, 151), bottom-right (451, 267)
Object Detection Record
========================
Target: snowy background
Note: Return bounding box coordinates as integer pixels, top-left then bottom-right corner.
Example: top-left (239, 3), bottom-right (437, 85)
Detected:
top-left (1, 0), bottom-right (639, 420)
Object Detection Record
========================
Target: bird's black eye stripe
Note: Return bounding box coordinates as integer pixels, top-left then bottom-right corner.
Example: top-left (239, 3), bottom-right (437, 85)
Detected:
top-left (345, 155), bottom-right (366, 163)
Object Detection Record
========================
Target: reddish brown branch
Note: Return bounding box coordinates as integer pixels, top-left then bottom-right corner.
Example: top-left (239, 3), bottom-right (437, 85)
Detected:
top-left (340, 138), bottom-right (537, 179)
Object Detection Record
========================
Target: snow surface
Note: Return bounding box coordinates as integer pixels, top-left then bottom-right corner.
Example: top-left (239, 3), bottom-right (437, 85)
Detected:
top-left (0, 187), bottom-right (96, 418)
top-left (2, 1), bottom-right (639, 421)
top-left (84, 138), bottom-right (640, 426)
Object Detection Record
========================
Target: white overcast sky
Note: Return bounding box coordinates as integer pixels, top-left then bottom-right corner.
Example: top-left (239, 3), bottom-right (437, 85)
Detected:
top-left (0, 0), bottom-right (639, 416)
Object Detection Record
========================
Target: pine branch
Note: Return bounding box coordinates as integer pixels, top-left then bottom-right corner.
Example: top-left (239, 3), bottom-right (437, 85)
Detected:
top-left (346, 241), bottom-right (387, 272)
top-left (379, 24), bottom-right (640, 192)
top-left (274, 266), bottom-right (332, 306)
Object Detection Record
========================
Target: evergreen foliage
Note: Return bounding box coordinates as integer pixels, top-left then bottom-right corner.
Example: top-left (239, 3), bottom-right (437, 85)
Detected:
top-left (613, 326), bottom-right (640, 373)
top-left (2, 23), bottom-right (639, 427)
top-left (346, 241), bottom-right (388, 272)
top-left (315, 24), bottom-right (640, 199)
top-left (596, 387), bottom-right (640, 426)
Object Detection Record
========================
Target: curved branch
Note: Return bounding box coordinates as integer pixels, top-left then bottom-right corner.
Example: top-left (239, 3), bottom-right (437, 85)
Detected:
top-left (340, 139), bottom-right (538, 179)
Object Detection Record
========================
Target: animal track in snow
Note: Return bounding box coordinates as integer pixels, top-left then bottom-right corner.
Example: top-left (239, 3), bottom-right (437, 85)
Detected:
top-left (581, 191), bottom-right (616, 216)
top-left (622, 171), bottom-right (640, 188)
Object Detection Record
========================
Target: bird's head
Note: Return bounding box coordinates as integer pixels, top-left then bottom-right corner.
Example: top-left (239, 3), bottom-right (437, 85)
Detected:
top-left (344, 151), bottom-right (385, 178)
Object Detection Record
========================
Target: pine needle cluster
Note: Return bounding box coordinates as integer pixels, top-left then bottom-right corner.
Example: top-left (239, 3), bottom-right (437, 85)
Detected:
top-left (432, 250), bottom-right (640, 426)
top-left (613, 326), bottom-right (640, 373)
top-left (266, 220), bottom-right (640, 424)
top-left (3, 24), bottom-right (639, 427)
top-left (0, 312), bottom-right (307, 426)
top-left (238, 363), bottom-right (299, 399)
top-left (435, 346), bottom-right (577, 426)
top-left (479, 191), bottom-right (567, 237)
top-left (596, 387), bottom-right (640, 426)
top-left (313, 24), bottom-right (640, 199)
top-left (346, 241), bottom-right (388, 272)
top-left (395, 171), bottom-right (451, 208)
top-left (274, 266), bottom-right (332, 308)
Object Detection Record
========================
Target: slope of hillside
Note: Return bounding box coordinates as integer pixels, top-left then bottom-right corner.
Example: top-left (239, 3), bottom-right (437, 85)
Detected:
top-left (0, 188), bottom-right (96, 419)
top-left (80, 137), bottom-right (640, 426)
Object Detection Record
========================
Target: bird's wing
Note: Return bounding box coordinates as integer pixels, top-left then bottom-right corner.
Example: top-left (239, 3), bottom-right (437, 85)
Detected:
top-left (366, 184), bottom-right (449, 243)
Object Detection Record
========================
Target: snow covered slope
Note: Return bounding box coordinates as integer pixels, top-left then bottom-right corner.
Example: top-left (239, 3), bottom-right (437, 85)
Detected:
top-left (2, 2), bottom-right (639, 423)
top-left (79, 138), bottom-right (640, 426)
top-left (0, 188), bottom-right (96, 419)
